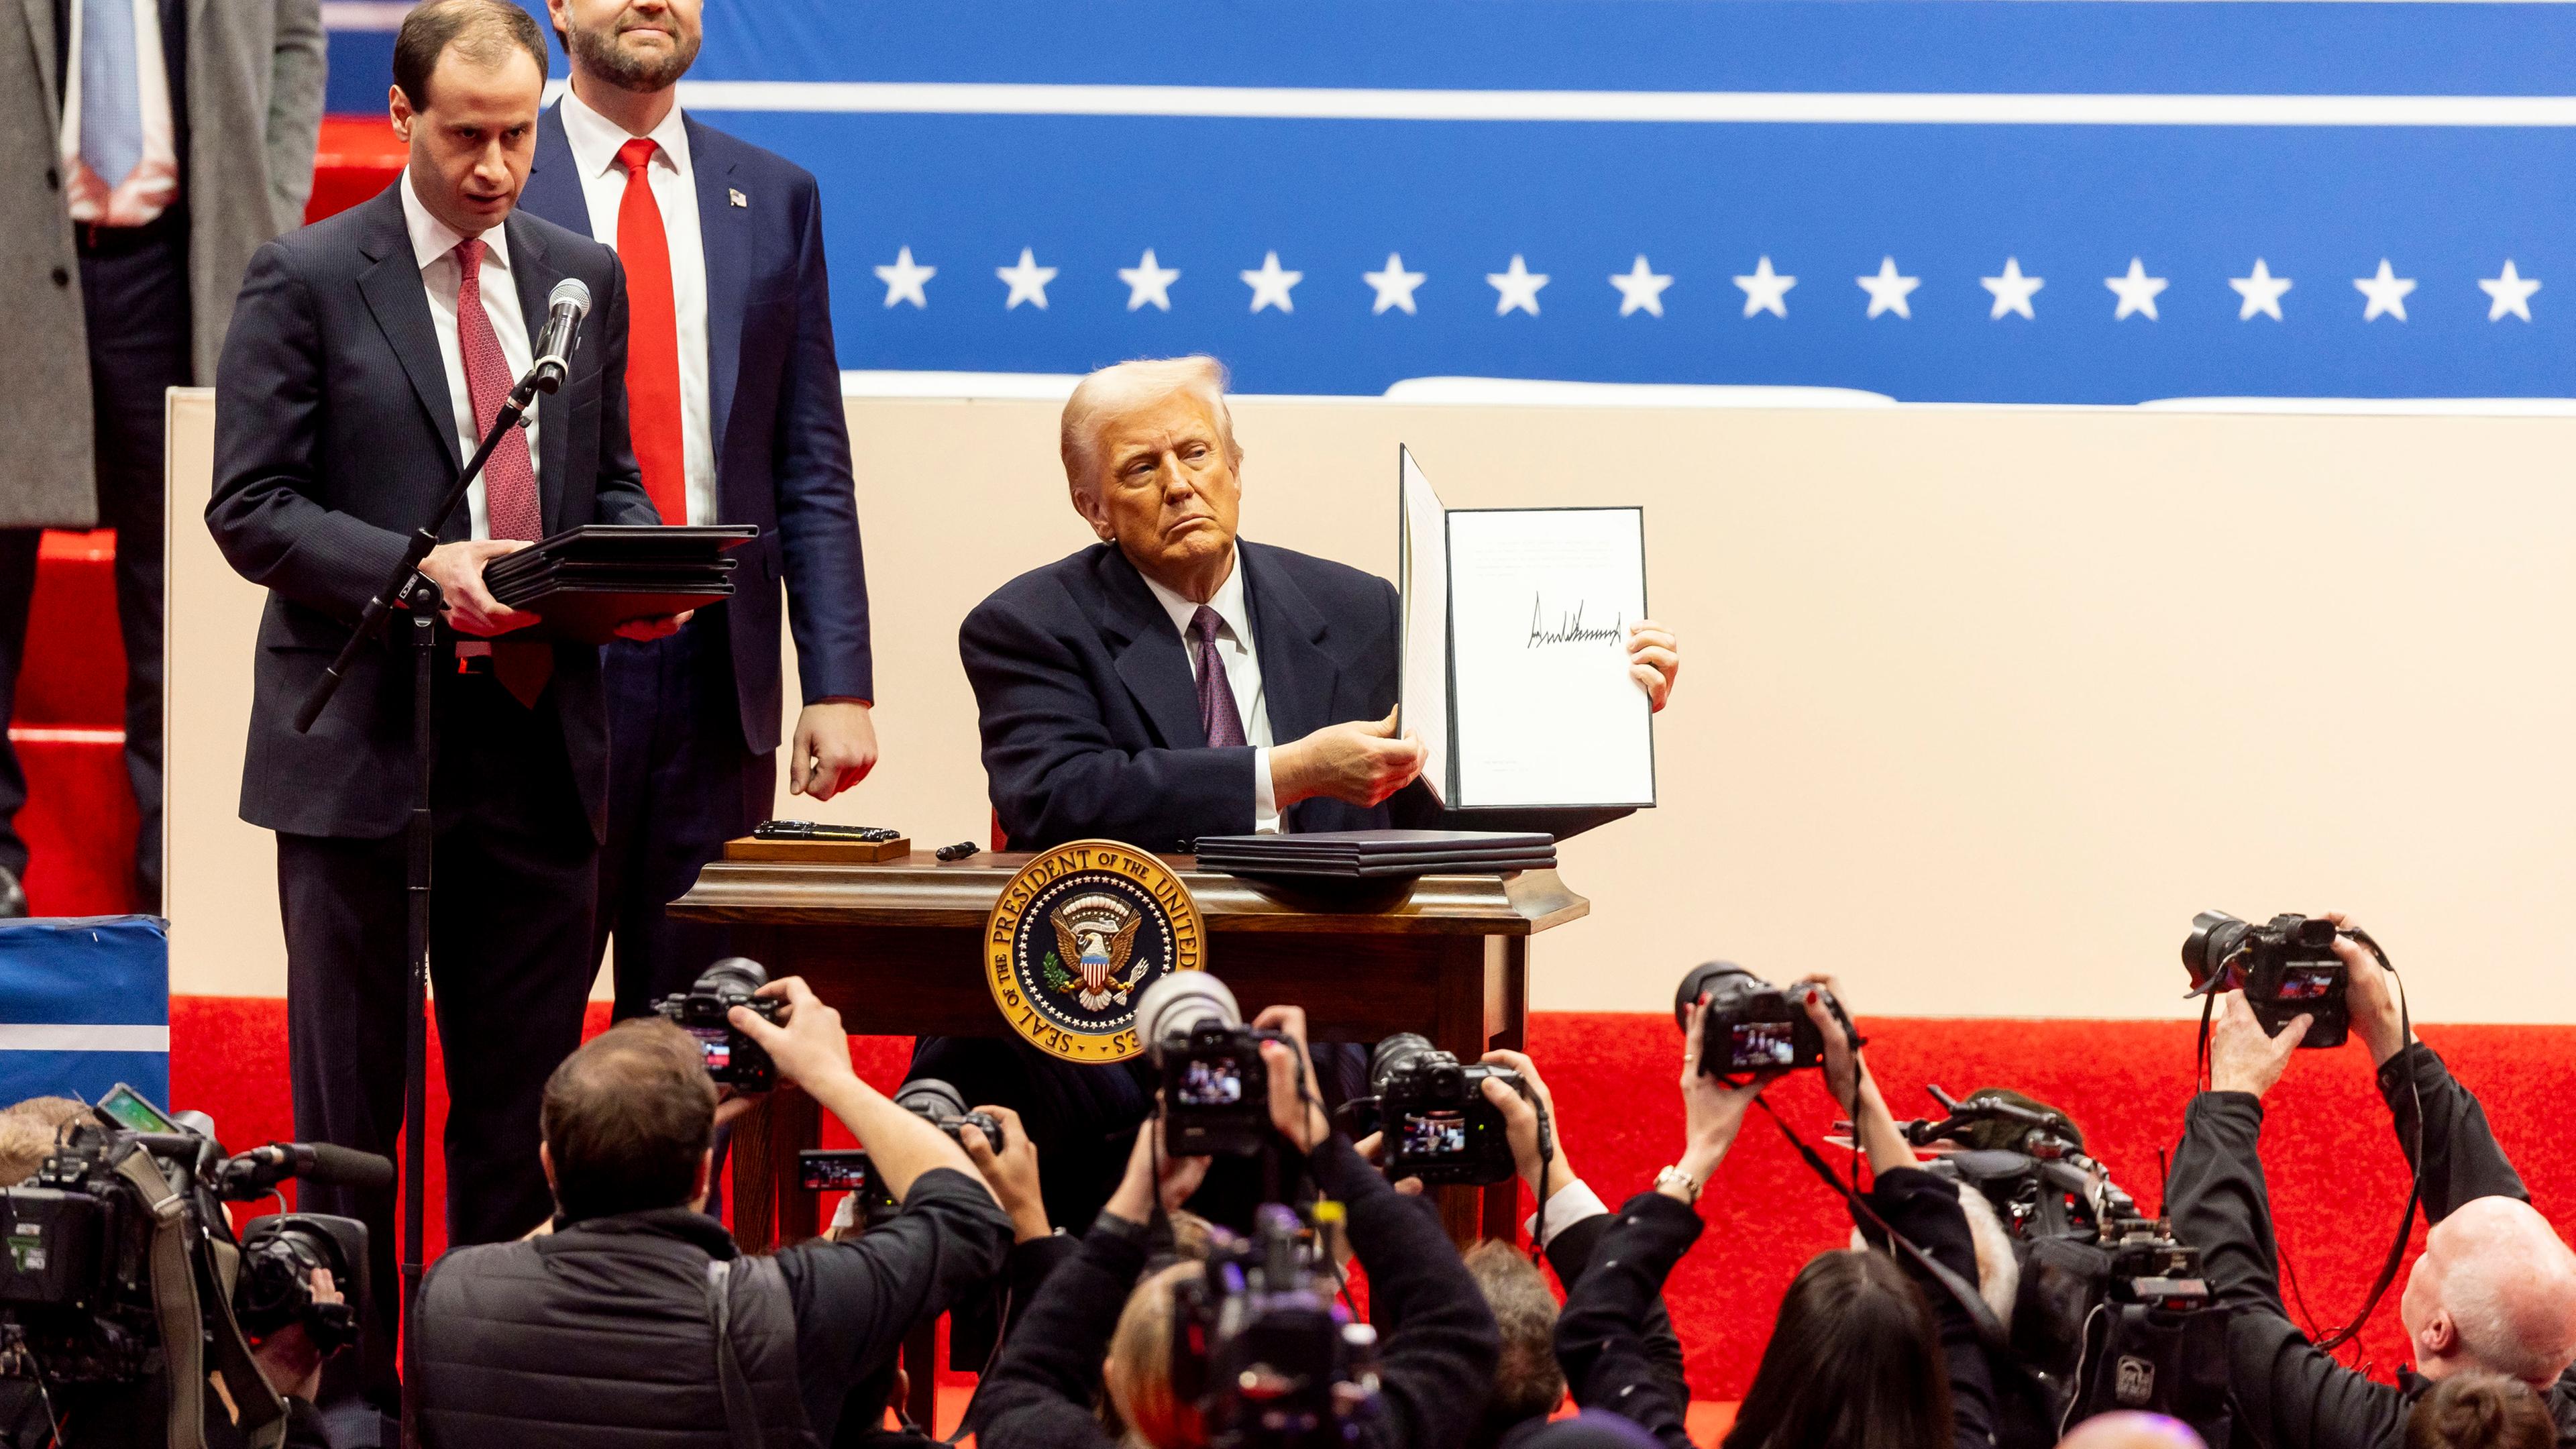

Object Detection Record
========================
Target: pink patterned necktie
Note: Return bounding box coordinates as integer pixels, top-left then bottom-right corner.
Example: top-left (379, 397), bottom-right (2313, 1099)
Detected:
top-left (455, 237), bottom-right (542, 542)
top-left (1191, 606), bottom-right (1248, 748)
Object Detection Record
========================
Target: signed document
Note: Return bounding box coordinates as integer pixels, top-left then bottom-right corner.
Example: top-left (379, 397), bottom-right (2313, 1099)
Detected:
top-left (1399, 448), bottom-right (1655, 810)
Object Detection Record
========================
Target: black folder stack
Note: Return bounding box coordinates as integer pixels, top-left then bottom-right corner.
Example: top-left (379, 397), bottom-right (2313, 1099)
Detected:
top-left (482, 524), bottom-right (759, 642)
top-left (1191, 828), bottom-right (1555, 881)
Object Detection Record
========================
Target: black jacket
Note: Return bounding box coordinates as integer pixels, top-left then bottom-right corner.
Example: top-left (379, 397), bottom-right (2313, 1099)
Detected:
top-left (413, 1169), bottom-right (1010, 1447)
top-left (1555, 1172), bottom-right (1995, 1449)
top-left (2163, 1042), bottom-right (2576, 1448)
top-left (208, 184), bottom-right (658, 841)
top-left (976, 1135), bottom-right (1502, 1449)
top-left (835, 1229), bottom-right (1084, 1448)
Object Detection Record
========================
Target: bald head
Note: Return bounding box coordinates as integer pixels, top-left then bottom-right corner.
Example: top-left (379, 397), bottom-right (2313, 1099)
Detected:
top-left (2057, 1413), bottom-right (2206, 1449)
top-left (2406, 1195), bottom-right (2576, 1385)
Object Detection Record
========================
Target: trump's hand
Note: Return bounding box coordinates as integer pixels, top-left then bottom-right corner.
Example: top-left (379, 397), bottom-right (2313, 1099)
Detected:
top-left (1271, 708), bottom-right (1425, 810)
top-left (790, 700), bottom-right (879, 802)
top-left (1629, 619), bottom-right (1679, 712)
top-left (420, 540), bottom-right (537, 637)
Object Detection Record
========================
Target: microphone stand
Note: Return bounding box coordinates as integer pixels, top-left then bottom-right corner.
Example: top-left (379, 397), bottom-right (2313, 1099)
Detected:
top-left (293, 356), bottom-right (557, 1448)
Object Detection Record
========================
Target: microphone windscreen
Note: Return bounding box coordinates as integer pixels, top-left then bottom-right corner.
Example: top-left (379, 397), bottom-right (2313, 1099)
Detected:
top-left (548, 276), bottom-right (592, 319)
top-left (303, 1142), bottom-right (396, 1191)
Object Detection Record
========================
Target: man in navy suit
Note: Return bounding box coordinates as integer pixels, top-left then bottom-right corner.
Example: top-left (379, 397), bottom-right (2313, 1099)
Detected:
top-left (940, 355), bottom-right (1682, 1228)
top-left (207, 0), bottom-right (679, 1417)
top-left (520, 0), bottom-right (876, 1021)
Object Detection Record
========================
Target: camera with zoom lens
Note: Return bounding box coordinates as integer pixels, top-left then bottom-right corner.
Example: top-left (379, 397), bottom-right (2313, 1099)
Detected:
top-left (1365, 1034), bottom-right (1525, 1187)
top-left (1673, 962), bottom-right (1856, 1075)
top-left (893, 1078), bottom-right (1003, 1150)
top-left (2182, 911), bottom-right (2349, 1049)
top-left (234, 1214), bottom-right (367, 1358)
top-left (654, 957), bottom-right (786, 1090)
top-left (1136, 974), bottom-right (1285, 1157)
top-left (802, 1150), bottom-right (900, 1231)
top-left (1171, 1205), bottom-right (1382, 1449)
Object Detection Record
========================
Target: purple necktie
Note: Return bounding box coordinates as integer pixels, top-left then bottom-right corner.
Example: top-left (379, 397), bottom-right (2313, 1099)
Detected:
top-left (1190, 606), bottom-right (1248, 748)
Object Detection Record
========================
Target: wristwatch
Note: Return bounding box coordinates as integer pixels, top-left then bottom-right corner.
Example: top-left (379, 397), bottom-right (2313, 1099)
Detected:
top-left (1654, 1164), bottom-right (1704, 1204)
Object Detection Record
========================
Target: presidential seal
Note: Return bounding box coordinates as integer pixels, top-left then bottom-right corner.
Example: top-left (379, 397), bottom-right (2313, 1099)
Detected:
top-left (984, 841), bottom-right (1205, 1062)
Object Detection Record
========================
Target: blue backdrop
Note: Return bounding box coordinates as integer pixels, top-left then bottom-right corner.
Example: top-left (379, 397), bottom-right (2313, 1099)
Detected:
top-left (324, 2), bottom-right (2576, 402)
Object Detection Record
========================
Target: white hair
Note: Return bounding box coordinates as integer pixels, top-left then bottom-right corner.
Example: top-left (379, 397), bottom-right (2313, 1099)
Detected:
top-left (2436, 1198), bottom-right (2576, 1383)
top-left (1058, 356), bottom-right (1242, 496)
top-left (1847, 1180), bottom-right (2019, 1328)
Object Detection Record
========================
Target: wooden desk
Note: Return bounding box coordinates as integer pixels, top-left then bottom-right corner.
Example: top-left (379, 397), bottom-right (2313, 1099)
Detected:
top-left (671, 852), bottom-right (1588, 1250)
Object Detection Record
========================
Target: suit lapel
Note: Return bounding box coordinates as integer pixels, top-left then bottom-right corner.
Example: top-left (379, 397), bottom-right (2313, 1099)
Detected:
top-left (1095, 549), bottom-right (1207, 751)
top-left (521, 106), bottom-right (588, 233)
top-left (1238, 541), bottom-right (1338, 747)
top-left (352, 189), bottom-right (464, 483)
top-left (685, 115), bottom-right (745, 474)
top-left (506, 211), bottom-right (568, 535)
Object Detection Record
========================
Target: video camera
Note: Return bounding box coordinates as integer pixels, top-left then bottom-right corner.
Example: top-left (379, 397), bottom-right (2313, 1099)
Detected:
top-left (1171, 1205), bottom-right (1382, 1449)
top-left (1360, 1035), bottom-right (1529, 1188)
top-left (1674, 962), bottom-right (1860, 1075)
top-left (2182, 911), bottom-right (2349, 1049)
top-left (1900, 1085), bottom-right (2230, 1444)
top-left (1136, 975), bottom-right (1292, 1157)
top-left (0, 1085), bottom-right (386, 1446)
top-left (654, 957), bottom-right (786, 1090)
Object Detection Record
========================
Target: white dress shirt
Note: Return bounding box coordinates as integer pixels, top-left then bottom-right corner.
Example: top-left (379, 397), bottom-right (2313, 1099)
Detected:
top-left (556, 88), bottom-right (717, 527)
top-left (1141, 551), bottom-right (1281, 833)
top-left (58, 0), bottom-right (179, 225)
top-left (399, 172), bottom-right (537, 541)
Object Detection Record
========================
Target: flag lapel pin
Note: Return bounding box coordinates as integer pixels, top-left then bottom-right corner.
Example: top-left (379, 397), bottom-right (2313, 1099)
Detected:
top-left (729, 188), bottom-right (747, 208)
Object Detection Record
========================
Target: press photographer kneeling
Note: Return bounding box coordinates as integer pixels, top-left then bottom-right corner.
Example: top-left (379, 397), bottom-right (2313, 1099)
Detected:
top-left (2163, 916), bottom-right (2576, 1446)
top-left (976, 979), bottom-right (1499, 1449)
top-left (409, 969), bottom-right (1015, 1448)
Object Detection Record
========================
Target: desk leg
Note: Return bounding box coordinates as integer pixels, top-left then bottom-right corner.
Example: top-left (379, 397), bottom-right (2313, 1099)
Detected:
top-left (1481, 934), bottom-right (1530, 1244)
top-left (1434, 936), bottom-right (1507, 1246)
top-left (731, 1086), bottom-right (822, 1252)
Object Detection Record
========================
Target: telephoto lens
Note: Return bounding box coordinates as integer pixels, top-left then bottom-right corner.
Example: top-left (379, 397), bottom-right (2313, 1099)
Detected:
top-left (893, 1077), bottom-right (1004, 1146)
top-left (1134, 973), bottom-right (1275, 1156)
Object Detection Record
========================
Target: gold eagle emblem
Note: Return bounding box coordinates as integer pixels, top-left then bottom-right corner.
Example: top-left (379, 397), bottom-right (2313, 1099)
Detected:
top-left (1049, 894), bottom-right (1150, 1012)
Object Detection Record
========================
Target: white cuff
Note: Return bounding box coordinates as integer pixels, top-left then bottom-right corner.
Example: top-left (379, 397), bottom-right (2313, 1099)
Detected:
top-left (1522, 1177), bottom-right (1609, 1249)
top-left (1252, 746), bottom-right (1281, 834)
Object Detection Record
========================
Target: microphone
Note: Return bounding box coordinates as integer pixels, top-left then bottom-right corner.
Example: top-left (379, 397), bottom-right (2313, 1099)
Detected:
top-left (530, 276), bottom-right (592, 394)
top-left (220, 1141), bottom-right (398, 1197)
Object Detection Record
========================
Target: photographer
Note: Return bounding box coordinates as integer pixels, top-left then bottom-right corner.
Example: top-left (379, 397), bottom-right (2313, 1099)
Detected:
top-left (977, 1004), bottom-right (1500, 1449)
top-left (1554, 980), bottom-right (1997, 1449)
top-left (411, 979), bottom-right (1014, 1446)
top-left (2163, 922), bottom-right (2576, 1446)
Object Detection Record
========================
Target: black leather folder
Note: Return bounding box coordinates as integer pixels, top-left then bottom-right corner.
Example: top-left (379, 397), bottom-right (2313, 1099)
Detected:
top-left (482, 525), bottom-right (757, 643)
top-left (1191, 828), bottom-right (1556, 879)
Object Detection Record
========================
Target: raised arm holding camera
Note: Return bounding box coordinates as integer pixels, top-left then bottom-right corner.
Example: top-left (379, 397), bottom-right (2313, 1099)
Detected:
top-left (409, 974), bottom-right (1012, 1448)
top-left (2161, 918), bottom-right (2576, 1447)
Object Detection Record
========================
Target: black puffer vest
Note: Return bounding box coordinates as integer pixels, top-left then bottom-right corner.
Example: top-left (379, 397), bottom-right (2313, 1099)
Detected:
top-left (411, 1208), bottom-right (818, 1448)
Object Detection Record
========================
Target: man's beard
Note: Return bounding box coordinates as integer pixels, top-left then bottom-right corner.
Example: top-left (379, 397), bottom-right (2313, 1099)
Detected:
top-left (572, 16), bottom-right (698, 92)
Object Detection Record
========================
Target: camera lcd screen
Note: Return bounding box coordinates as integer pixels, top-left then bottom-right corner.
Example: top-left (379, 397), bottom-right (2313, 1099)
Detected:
top-left (1178, 1057), bottom-right (1244, 1106)
top-left (2275, 967), bottom-right (2339, 1001)
top-left (687, 1025), bottom-right (731, 1073)
top-left (800, 1151), bottom-right (873, 1192)
top-left (1730, 1020), bottom-right (1797, 1069)
top-left (1400, 1112), bottom-right (1469, 1159)
top-left (97, 1083), bottom-right (181, 1135)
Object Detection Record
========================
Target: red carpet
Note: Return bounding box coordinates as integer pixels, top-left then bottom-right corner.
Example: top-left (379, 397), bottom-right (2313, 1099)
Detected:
top-left (171, 998), bottom-right (2566, 1399)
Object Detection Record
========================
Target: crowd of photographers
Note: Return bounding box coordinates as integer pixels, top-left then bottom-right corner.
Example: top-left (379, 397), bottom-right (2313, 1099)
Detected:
top-left (5, 912), bottom-right (2576, 1449)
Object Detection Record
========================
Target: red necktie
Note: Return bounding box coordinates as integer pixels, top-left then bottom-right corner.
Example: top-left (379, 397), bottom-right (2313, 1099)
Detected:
top-left (615, 137), bottom-right (687, 526)
top-left (454, 237), bottom-right (551, 706)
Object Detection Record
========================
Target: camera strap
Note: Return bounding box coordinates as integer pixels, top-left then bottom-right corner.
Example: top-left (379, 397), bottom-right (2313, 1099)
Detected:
top-left (704, 1259), bottom-right (767, 1449)
top-left (111, 1146), bottom-right (287, 1449)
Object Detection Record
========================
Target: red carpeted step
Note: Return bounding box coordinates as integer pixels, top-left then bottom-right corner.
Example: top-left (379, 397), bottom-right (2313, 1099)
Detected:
top-left (12, 728), bottom-right (136, 916)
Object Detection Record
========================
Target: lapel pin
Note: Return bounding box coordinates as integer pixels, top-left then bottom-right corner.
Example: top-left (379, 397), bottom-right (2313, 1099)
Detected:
top-left (729, 188), bottom-right (747, 208)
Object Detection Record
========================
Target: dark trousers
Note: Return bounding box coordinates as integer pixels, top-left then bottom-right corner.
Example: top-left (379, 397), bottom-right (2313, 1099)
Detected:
top-left (0, 215), bottom-right (184, 906)
top-left (596, 606), bottom-right (772, 1020)
top-left (282, 671), bottom-right (600, 1407)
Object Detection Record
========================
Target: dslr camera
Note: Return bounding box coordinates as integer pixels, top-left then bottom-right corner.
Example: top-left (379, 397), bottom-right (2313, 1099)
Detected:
top-left (654, 957), bottom-right (786, 1090)
top-left (1674, 962), bottom-right (1858, 1075)
top-left (892, 1078), bottom-right (1003, 1149)
top-left (233, 1214), bottom-right (368, 1360)
top-left (2182, 911), bottom-right (2349, 1049)
top-left (1364, 1034), bottom-right (1527, 1187)
top-left (1136, 974), bottom-right (1289, 1157)
top-left (1171, 1205), bottom-right (1382, 1449)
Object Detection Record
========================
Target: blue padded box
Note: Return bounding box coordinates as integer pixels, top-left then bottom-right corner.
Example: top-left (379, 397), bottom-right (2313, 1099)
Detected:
top-left (0, 916), bottom-right (169, 1108)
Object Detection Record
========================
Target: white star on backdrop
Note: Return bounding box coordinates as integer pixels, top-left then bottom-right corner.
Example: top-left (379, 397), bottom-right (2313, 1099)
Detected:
top-left (1733, 256), bottom-right (1795, 318)
top-left (1364, 253), bottom-right (1426, 315)
top-left (2481, 260), bottom-right (2541, 321)
top-left (2104, 258), bottom-right (2167, 321)
top-left (2229, 260), bottom-right (2292, 321)
top-left (1118, 250), bottom-right (1180, 312)
top-left (1980, 258), bottom-right (2043, 320)
top-left (996, 248), bottom-right (1056, 310)
top-left (1856, 257), bottom-right (1919, 319)
top-left (1241, 252), bottom-right (1303, 313)
top-left (1489, 255), bottom-right (1550, 316)
top-left (2353, 260), bottom-right (2415, 322)
top-left (873, 247), bottom-right (934, 309)
top-left (1609, 256), bottom-right (1672, 317)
